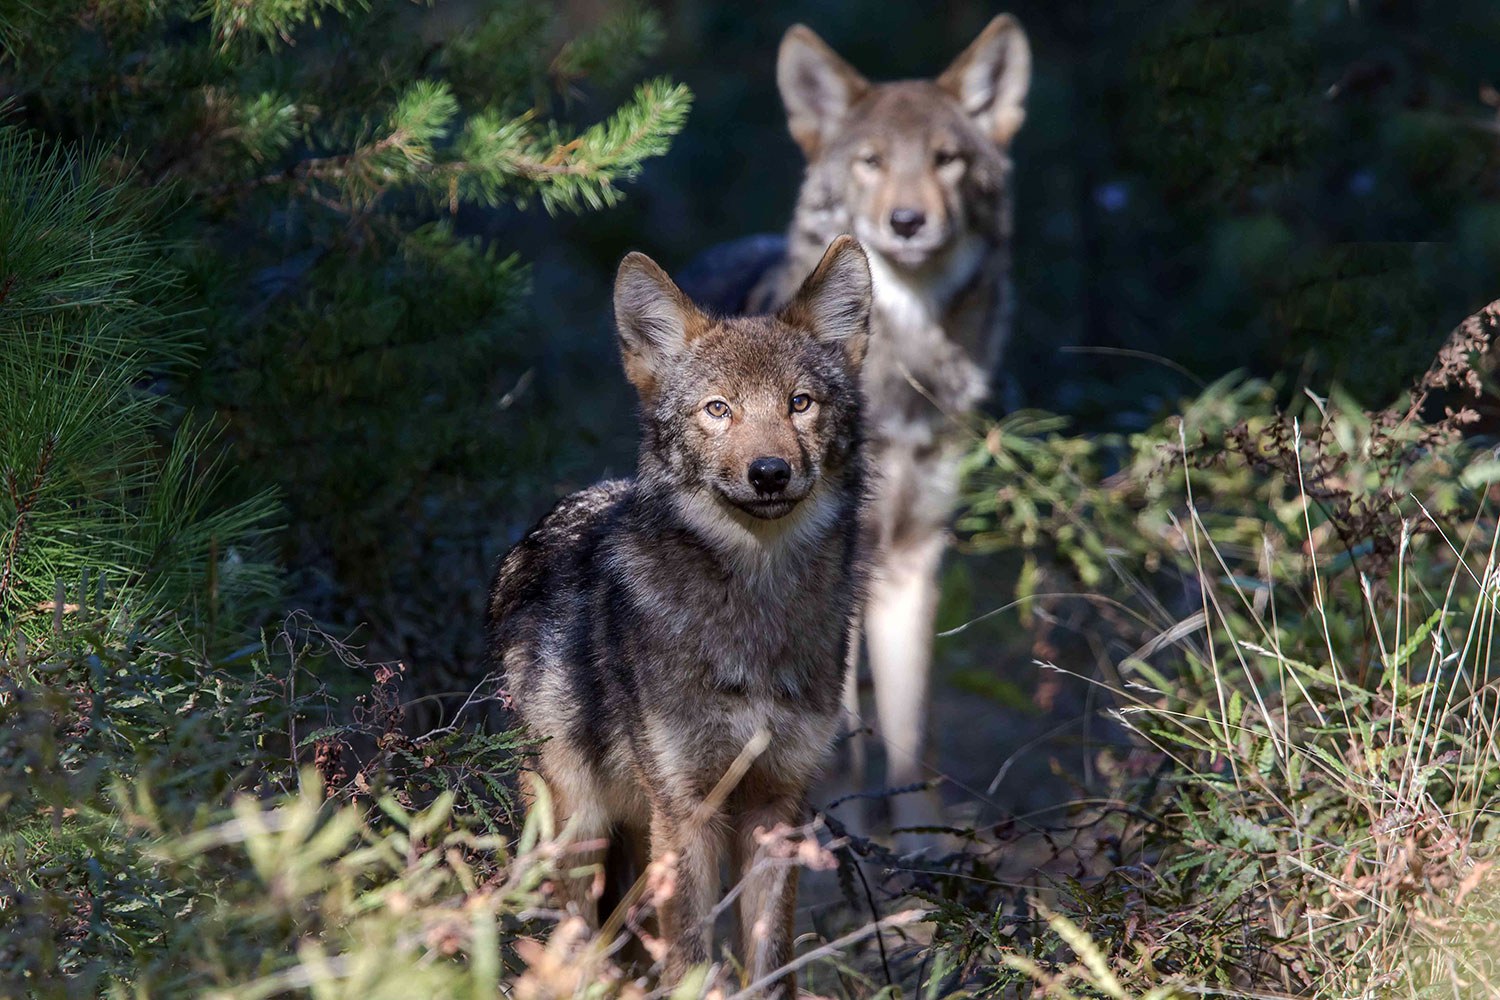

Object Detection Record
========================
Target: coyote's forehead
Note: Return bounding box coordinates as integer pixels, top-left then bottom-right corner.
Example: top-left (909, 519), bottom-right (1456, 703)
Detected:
top-left (664, 318), bottom-right (854, 402)
top-left (830, 83), bottom-right (998, 166)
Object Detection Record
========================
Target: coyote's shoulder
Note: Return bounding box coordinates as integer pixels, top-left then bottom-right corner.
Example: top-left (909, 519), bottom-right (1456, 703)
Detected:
top-left (489, 481), bottom-right (627, 614)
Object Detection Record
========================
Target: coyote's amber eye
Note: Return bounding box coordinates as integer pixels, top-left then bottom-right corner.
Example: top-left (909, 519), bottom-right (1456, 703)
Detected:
top-left (934, 149), bottom-right (960, 167)
top-left (790, 393), bottom-right (813, 413)
top-left (859, 151), bottom-right (883, 169)
top-left (704, 400), bottom-right (731, 419)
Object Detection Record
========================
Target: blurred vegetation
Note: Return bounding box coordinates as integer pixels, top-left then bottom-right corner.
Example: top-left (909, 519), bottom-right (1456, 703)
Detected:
top-left (1, 607), bottom-right (530, 995)
top-left (930, 305), bottom-right (1500, 995)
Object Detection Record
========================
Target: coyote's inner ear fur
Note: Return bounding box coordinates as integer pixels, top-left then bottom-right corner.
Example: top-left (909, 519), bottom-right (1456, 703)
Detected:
top-left (937, 14), bottom-right (1031, 147)
top-left (781, 235), bottom-right (872, 367)
top-left (614, 251), bottom-right (702, 398)
top-left (777, 25), bottom-right (870, 158)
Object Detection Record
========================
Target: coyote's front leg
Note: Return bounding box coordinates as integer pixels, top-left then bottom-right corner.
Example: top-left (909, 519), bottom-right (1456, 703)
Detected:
top-left (732, 795), bottom-right (806, 1000)
top-left (650, 799), bottom-right (726, 984)
top-left (525, 771), bottom-right (611, 926)
top-left (866, 530), bottom-right (946, 849)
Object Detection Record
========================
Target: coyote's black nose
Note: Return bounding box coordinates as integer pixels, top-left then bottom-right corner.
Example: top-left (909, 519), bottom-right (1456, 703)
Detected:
top-left (748, 457), bottom-right (791, 495)
top-left (890, 208), bottom-right (926, 239)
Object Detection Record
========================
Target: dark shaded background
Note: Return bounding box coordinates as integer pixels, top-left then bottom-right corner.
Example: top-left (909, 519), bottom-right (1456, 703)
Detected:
top-left (498, 0), bottom-right (1500, 474)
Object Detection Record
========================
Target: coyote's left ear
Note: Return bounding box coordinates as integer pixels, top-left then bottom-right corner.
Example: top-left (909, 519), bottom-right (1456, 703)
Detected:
top-left (614, 252), bottom-right (703, 399)
top-left (781, 235), bottom-right (871, 368)
top-left (778, 25), bottom-right (870, 158)
top-left (937, 14), bottom-right (1031, 148)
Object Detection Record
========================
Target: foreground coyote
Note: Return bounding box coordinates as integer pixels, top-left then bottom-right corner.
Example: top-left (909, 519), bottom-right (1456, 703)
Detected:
top-left (742, 16), bottom-right (1032, 837)
top-left (488, 237), bottom-right (873, 994)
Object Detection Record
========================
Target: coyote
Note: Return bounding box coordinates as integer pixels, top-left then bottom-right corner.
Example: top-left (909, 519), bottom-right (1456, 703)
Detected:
top-left (487, 237), bottom-right (872, 995)
top-left (743, 16), bottom-right (1032, 838)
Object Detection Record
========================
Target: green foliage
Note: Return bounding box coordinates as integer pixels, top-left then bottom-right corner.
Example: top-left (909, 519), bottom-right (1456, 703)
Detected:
top-left (960, 364), bottom-right (1473, 616)
top-left (0, 610), bottom-right (526, 996)
top-left (204, 0), bottom-right (363, 49)
top-left (939, 325), bottom-right (1500, 995)
top-left (0, 123), bottom-right (277, 647)
top-left (453, 77), bottom-right (691, 213)
top-left (145, 782), bottom-right (533, 1000)
top-left (1, 623), bottom-right (290, 993)
top-left (1, 0), bottom-right (690, 673)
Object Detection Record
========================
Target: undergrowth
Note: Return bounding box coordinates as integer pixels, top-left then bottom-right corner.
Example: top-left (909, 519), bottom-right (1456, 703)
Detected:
top-left (0, 607), bottom-right (525, 997)
top-left (927, 302), bottom-right (1500, 997)
top-left (8, 306), bottom-right (1500, 997)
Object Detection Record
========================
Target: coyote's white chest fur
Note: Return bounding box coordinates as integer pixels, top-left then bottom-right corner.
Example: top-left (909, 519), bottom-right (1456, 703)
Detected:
top-left (865, 231), bottom-right (987, 334)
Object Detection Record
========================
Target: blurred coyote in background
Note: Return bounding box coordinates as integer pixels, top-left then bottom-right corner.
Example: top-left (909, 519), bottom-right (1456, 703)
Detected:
top-left (717, 16), bottom-right (1032, 839)
top-left (487, 237), bottom-right (872, 996)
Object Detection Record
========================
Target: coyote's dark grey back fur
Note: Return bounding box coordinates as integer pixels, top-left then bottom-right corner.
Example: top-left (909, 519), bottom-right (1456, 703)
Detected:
top-left (487, 237), bottom-right (873, 996)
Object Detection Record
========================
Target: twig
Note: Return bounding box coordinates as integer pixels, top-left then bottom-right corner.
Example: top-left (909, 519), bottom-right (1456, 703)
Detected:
top-left (1059, 345), bottom-right (1207, 388)
top-left (722, 908), bottom-right (928, 1000)
top-left (848, 847), bottom-right (894, 989)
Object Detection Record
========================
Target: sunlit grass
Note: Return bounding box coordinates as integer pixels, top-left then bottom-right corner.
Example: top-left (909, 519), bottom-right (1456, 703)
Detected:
top-left (989, 399), bottom-right (1500, 999)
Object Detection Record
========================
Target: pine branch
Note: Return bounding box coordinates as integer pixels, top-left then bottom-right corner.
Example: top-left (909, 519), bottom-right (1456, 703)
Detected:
top-left (206, 0), bottom-right (367, 51)
top-left (212, 77), bottom-right (691, 216)
top-left (0, 123), bottom-right (279, 642)
top-left (549, 2), bottom-right (665, 90)
top-left (453, 76), bottom-right (692, 213)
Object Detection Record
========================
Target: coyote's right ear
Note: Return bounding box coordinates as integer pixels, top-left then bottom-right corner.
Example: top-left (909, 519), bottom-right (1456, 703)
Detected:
top-left (781, 235), bottom-right (872, 368)
top-left (777, 25), bottom-right (869, 158)
top-left (613, 252), bottom-right (701, 399)
top-left (937, 14), bottom-right (1031, 147)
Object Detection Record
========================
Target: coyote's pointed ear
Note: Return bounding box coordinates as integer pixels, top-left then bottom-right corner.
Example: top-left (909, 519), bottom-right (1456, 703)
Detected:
top-left (781, 235), bottom-right (871, 368)
top-left (937, 15), bottom-right (1031, 148)
top-left (777, 25), bottom-right (870, 158)
top-left (614, 252), bottom-right (701, 399)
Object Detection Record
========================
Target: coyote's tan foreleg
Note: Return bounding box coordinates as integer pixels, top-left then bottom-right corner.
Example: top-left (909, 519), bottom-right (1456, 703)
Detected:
top-left (650, 799), bottom-right (727, 984)
top-left (732, 795), bottom-right (805, 999)
top-left (865, 530), bottom-right (946, 848)
top-left (836, 616), bottom-right (868, 827)
top-left (525, 769), bottom-right (612, 926)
